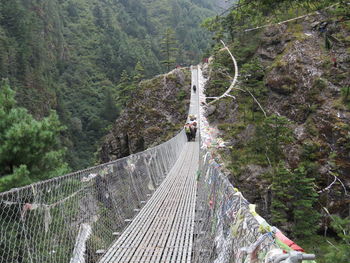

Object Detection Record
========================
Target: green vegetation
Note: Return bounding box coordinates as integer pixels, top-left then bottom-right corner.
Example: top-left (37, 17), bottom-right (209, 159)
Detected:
top-left (215, 0), bottom-right (346, 33)
top-left (254, 115), bottom-right (293, 163)
top-left (300, 215), bottom-right (350, 263)
top-left (291, 164), bottom-right (319, 238)
top-left (0, 81), bottom-right (69, 192)
top-left (204, 0), bottom-right (350, 259)
top-left (161, 28), bottom-right (178, 72)
top-left (341, 86), bottom-right (350, 108)
top-left (324, 215), bottom-right (350, 261)
top-left (270, 163), bottom-right (293, 225)
top-left (0, 0), bottom-right (217, 174)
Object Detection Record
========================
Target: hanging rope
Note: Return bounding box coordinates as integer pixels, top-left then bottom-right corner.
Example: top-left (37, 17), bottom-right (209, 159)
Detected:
top-left (207, 40), bottom-right (267, 117)
top-left (207, 40), bottom-right (239, 106)
top-left (243, 3), bottom-right (341, 32)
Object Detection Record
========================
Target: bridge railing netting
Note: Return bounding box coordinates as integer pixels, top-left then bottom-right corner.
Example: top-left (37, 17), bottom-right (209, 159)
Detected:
top-left (0, 130), bottom-right (186, 263)
top-left (193, 65), bottom-right (283, 263)
top-left (193, 151), bottom-right (280, 263)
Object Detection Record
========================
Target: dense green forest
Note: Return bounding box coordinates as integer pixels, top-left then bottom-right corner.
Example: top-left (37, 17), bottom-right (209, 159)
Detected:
top-left (202, 0), bottom-right (349, 261)
top-left (0, 0), bottom-right (217, 179)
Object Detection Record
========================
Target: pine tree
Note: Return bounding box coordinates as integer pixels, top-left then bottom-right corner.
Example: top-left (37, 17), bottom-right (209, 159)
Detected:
top-left (101, 88), bottom-right (119, 122)
top-left (0, 81), bottom-right (69, 192)
top-left (271, 162), bottom-right (293, 226)
top-left (291, 164), bottom-right (319, 238)
top-left (270, 163), bottom-right (319, 237)
top-left (116, 70), bottom-right (136, 107)
top-left (254, 114), bottom-right (293, 164)
top-left (324, 215), bottom-right (350, 262)
top-left (160, 28), bottom-right (178, 72)
top-left (201, 16), bottom-right (224, 43)
top-left (133, 61), bottom-right (145, 83)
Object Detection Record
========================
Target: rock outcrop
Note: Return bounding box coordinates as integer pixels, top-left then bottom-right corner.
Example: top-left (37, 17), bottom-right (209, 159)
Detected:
top-left (262, 17), bottom-right (350, 218)
top-left (205, 12), bottom-right (350, 223)
top-left (99, 68), bottom-right (191, 162)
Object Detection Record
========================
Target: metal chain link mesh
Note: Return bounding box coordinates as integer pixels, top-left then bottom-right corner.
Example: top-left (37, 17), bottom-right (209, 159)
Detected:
top-left (193, 151), bottom-right (280, 263)
top-left (0, 130), bottom-right (186, 263)
top-left (193, 65), bottom-right (283, 263)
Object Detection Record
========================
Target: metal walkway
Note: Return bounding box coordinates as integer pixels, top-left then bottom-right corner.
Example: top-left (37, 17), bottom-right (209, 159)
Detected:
top-left (98, 67), bottom-right (200, 263)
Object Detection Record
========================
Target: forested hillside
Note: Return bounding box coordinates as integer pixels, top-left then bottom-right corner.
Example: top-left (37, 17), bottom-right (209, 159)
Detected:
top-left (0, 0), bottom-right (217, 173)
top-left (202, 0), bottom-right (349, 261)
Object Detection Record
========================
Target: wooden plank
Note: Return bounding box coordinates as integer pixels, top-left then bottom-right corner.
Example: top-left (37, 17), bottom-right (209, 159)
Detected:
top-left (112, 153), bottom-right (187, 262)
top-left (150, 148), bottom-right (194, 262)
top-left (99, 159), bottom-right (182, 262)
top-left (172, 143), bottom-right (197, 263)
top-left (184, 144), bottom-right (199, 263)
top-left (116, 143), bottom-right (198, 262)
top-left (154, 141), bottom-right (197, 263)
top-left (131, 146), bottom-right (192, 262)
top-left (99, 144), bottom-right (190, 263)
top-left (122, 142), bottom-right (196, 263)
top-left (162, 164), bottom-right (192, 262)
top-left (126, 160), bottom-right (187, 262)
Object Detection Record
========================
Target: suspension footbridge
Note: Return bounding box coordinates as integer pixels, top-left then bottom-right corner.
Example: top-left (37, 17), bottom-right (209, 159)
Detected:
top-left (0, 66), bottom-right (314, 263)
top-left (98, 68), bottom-right (200, 262)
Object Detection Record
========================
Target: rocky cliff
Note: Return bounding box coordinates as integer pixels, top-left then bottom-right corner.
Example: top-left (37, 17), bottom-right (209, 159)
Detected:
top-left (204, 11), bottom-right (350, 235)
top-left (99, 68), bottom-right (191, 162)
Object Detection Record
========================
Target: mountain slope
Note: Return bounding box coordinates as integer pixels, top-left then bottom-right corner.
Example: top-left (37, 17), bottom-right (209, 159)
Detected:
top-left (201, 1), bottom-right (350, 260)
top-left (0, 0), bottom-right (216, 169)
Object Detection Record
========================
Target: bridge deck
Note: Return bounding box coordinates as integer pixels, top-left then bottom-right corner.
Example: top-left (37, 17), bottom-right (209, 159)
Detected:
top-left (98, 141), bottom-right (199, 263)
top-left (98, 66), bottom-right (200, 263)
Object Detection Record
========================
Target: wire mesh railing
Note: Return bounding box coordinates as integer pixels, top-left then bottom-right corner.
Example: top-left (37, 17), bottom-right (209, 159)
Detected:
top-left (193, 151), bottom-right (280, 263)
top-left (0, 130), bottom-right (187, 263)
top-left (193, 64), bottom-right (315, 263)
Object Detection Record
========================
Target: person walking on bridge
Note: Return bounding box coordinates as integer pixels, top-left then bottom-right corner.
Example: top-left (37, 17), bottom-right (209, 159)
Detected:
top-left (189, 115), bottom-right (197, 141)
top-left (184, 123), bottom-right (192, 142)
top-left (192, 85), bottom-right (196, 93)
top-left (190, 121), bottom-right (197, 141)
